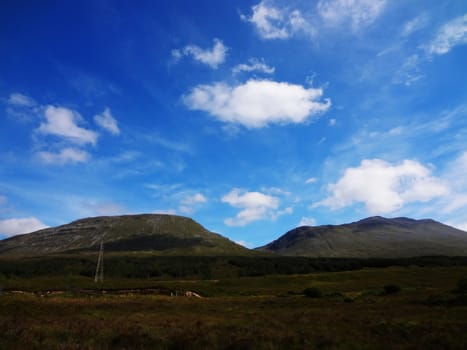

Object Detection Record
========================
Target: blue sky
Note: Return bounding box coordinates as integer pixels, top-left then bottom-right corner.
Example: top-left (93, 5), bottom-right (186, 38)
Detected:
top-left (1, 0), bottom-right (467, 247)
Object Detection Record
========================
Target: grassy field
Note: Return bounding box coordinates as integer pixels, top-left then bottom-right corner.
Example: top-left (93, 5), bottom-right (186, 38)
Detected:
top-left (1, 265), bottom-right (467, 349)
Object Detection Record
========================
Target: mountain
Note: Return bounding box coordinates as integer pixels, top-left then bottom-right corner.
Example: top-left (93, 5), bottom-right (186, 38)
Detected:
top-left (257, 216), bottom-right (467, 258)
top-left (0, 214), bottom-right (250, 256)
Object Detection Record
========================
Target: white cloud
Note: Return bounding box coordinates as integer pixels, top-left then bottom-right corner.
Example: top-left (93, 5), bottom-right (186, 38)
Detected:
top-left (442, 194), bottom-right (467, 214)
top-left (299, 217), bottom-right (317, 226)
top-left (0, 217), bottom-right (48, 237)
top-left (445, 151), bottom-right (467, 189)
top-left (426, 14), bottom-right (467, 55)
top-left (317, 0), bottom-right (386, 30)
top-left (439, 151), bottom-right (467, 215)
top-left (328, 118), bottom-right (336, 126)
top-left (173, 39), bottom-right (228, 69)
top-left (94, 107), bottom-right (120, 135)
top-left (145, 133), bottom-right (192, 153)
top-left (271, 207), bottom-right (293, 220)
top-left (305, 177), bottom-right (318, 184)
top-left (241, 1), bottom-right (314, 40)
top-left (179, 193), bottom-right (207, 214)
top-left (181, 193), bottom-right (207, 205)
top-left (222, 188), bottom-right (280, 226)
top-left (450, 222), bottom-right (467, 232)
top-left (7, 93), bottom-right (37, 107)
top-left (232, 58), bottom-right (275, 75)
top-left (242, 1), bottom-right (290, 39)
top-left (38, 106), bottom-right (98, 145)
top-left (401, 13), bottom-right (429, 37)
top-left (393, 54), bottom-right (424, 86)
top-left (37, 148), bottom-right (90, 164)
top-left (183, 79), bottom-right (331, 128)
top-left (80, 200), bottom-right (127, 216)
top-left (317, 159), bottom-right (449, 214)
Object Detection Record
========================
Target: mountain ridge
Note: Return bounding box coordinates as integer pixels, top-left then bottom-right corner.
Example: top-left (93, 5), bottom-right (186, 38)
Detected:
top-left (257, 216), bottom-right (467, 258)
top-left (1, 214), bottom-right (467, 258)
top-left (0, 214), bottom-right (250, 256)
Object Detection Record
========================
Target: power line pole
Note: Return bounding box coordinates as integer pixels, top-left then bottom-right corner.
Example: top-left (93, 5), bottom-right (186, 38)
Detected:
top-left (94, 241), bottom-right (104, 283)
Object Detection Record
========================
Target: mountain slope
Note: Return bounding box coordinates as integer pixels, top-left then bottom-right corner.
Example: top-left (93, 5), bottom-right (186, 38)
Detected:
top-left (257, 216), bottom-right (467, 258)
top-left (0, 214), bottom-right (250, 256)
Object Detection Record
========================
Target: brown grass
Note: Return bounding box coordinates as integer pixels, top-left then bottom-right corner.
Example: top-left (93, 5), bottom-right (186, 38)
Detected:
top-left (1, 266), bottom-right (467, 349)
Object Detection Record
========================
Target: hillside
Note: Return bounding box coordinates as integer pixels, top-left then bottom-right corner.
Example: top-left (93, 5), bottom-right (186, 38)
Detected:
top-left (0, 214), bottom-right (250, 256)
top-left (257, 216), bottom-right (467, 258)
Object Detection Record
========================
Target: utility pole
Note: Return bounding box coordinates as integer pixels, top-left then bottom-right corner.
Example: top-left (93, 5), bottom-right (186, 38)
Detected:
top-left (94, 241), bottom-right (104, 283)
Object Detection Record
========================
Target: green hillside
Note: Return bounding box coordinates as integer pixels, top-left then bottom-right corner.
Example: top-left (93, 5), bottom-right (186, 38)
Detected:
top-left (0, 214), bottom-right (250, 256)
top-left (257, 216), bottom-right (467, 258)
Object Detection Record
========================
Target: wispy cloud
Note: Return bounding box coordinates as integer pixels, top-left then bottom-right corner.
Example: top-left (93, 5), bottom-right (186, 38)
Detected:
top-left (179, 193), bottom-right (207, 214)
top-left (78, 200), bottom-right (127, 217)
top-left (401, 13), bottom-right (429, 38)
top-left (172, 39), bottom-right (228, 69)
top-left (94, 107), bottom-right (120, 135)
top-left (299, 216), bottom-right (317, 226)
top-left (241, 1), bottom-right (314, 40)
top-left (232, 58), bottom-right (275, 75)
top-left (37, 148), bottom-right (91, 165)
top-left (317, 0), bottom-right (386, 30)
top-left (183, 79), bottom-right (331, 128)
top-left (426, 14), bottom-right (467, 55)
top-left (393, 54), bottom-right (425, 86)
top-left (305, 177), bottom-right (318, 184)
top-left (144, 133), bottom-right (192, 153)
top-left (7, 93), bottom-right (37, 107)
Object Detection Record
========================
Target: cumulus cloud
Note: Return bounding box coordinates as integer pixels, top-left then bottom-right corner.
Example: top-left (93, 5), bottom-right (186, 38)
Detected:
top-left (317, 159), bottom-right (449, 214)
top-left (37, 148), bottom-right (90, 164)
top-left (232, 58), bottom-right (275, 75)
top-left (38, 106), bottom-right (98, 145)
top-left (241, 1), bottom-right (313, 39)
top-left (179, 193), bottom-right (207, 214)
top-left (222, 188), bottom-right (282, 226)
top-left (0, 217), bottom-right (48, 237)
top-left (317, 0), bottom-right (386, 30)
top-left (172, 39), bottom-right (228, 69)
top-left (7, 93), bottom-right (37, 107)
top-left (183, 79), bottom-right (331, 128)
top-left (94, 107), bottom-right (120, 135)
top-left (426, 14), bottom-right (467, 55)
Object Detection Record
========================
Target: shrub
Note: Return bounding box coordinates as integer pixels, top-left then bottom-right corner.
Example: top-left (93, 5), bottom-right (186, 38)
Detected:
top-left (383, 284), bottom-right (401, 295)
top-left (303, 287), bottom-right (323, 298)
top-left (456, 277), bottom-right (467, 294)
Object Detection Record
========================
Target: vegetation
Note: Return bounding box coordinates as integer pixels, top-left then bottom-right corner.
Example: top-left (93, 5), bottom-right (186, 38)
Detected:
top-left (383, 284), bottom-right (402, 295)
top-left (2, 255), bottom-right (467, 285)
top-left (1, 265), bottom-right (467, 349)
top-left (303, 287), bottom-right (323, 298)
top-left (0, 214), bottom-right (251, 256)
top-left (260, 216), bottom-right (467, 257)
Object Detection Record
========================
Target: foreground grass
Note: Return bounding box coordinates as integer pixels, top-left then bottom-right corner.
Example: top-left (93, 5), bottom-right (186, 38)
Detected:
top-left (1, 266), bottom-right (467, 349)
